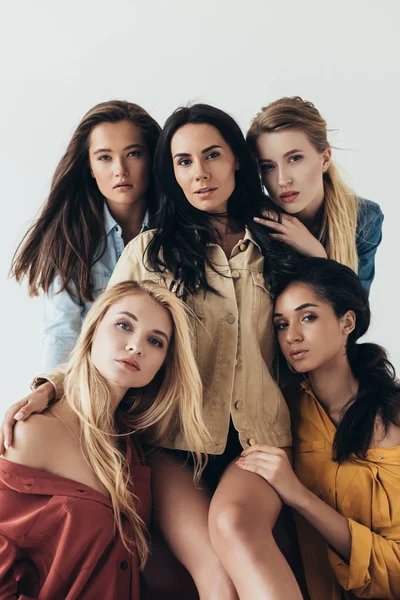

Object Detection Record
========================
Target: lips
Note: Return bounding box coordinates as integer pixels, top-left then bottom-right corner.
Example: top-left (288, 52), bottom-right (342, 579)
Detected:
top-left (194, 187), bottom-right (217, 198)
top-left (113, 182), bottom-right (132, 190)
top-left (279, 191), bottom-right (299, 203)
top-left (115, 358), bottom-right (140, 371)
top-left (289, 349), bottom-right (309, 360)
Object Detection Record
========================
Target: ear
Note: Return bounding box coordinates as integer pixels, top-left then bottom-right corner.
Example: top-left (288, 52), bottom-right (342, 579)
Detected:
top-left (322, 146), bottom-right (332, 173)
top-left (342, 310), bottom-right (356, 336)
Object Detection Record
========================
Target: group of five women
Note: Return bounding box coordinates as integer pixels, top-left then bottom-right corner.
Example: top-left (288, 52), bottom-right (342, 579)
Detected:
top-left (0, 95), bottom-right (398, 600)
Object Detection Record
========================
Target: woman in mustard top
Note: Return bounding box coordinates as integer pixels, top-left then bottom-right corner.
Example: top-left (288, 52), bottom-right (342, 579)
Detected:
top-left (237, 258), bottom-right (400, 599)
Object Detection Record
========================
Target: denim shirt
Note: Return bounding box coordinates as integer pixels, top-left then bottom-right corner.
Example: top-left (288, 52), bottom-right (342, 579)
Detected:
top-left (41, 204), bottom-right (149, 371)
top-left (356, 198), bottom-right (384, 295)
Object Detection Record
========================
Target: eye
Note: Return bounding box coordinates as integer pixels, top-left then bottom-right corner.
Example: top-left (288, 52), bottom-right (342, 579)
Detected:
top-left (116, 320), bottom-right (132, 331)
top-left (148, 336), bottom-right (164, 348)
top-left (288, 154), bottom-right (303, 163)
top-left (206, 151), bottom-right (220, 160)
top-left (260, 163), bottom-right (274, 174)
top-left (274, 321), bottom-right (288, 331)
top-left (127, 150), bottom-right (142, 158)
top-left (97, 154), bottom-right (112, 161)
top-left (302, 314), bottom-right (317, 323)
top-left (177, 158), bottom-right (192, 166)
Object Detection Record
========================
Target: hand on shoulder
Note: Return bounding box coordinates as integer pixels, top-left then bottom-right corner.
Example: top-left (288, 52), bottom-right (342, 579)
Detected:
top-left (2, 413), bottom-right (57, 470)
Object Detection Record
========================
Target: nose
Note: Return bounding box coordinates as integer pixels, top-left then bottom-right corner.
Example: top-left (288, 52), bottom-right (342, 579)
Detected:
top-left (277, 165), bottom-right (293, 188)
top-left (126, 337), bottom-right (143, 356)
top-left (194, 161), bottom-right (209, 181)
top-left (285, 323), bottom-right (303, 345)
top-left (114, 157), bottom-right (129, 178)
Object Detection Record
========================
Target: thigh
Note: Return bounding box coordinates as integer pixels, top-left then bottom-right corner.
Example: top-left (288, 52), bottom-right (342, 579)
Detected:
top-left (147, 449), bottom-right (213, 567)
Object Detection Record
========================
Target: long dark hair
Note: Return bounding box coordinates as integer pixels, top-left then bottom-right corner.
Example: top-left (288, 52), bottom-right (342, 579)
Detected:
top-left (147, 103), bottom-right (298, 299)
top-left (275, 258), bottom-right (400, 462)
top-left (11, 100), bottom-right (161, 302)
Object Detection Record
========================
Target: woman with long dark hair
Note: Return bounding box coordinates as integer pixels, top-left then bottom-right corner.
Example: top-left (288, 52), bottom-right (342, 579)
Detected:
top-left (237, 258), bottom-right (400, 599)
top-left (4, 104), bottom-right (303, 599)
top-left (11, 100), bottom-right (161, 370)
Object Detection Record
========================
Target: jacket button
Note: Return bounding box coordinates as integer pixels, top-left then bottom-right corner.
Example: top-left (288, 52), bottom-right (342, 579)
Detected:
top-left (234, 359), bottom-right (238, 366)
top-left (377, 453), bottom-right (383, 459)
top-left (239, 243), bottom-right (247, 252)
top-left (231, 270), bottom-right (240, 279)
top-left (248, 438), bottom-right (257, 446)
top-left (227, 314), bottom-right (236, 324)
top-left (234, 401), bottom-right (243, 410)
top-left (120, 560), bottom-right (129, 571)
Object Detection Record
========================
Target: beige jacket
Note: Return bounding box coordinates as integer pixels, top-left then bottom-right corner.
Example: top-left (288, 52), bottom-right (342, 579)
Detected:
top-left (36, 228), bottom-right (291, 453)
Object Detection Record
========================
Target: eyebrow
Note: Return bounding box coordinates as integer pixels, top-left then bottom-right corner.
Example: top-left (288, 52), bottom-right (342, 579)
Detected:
top-left (117, 311), bottom-right (170, 341)
top-left (259, 148), bottom-right (303, 163)
top-left (273, 303), bottom-right (318, 318)
top-left (173, 144), bottom-right (222, 160)
top-left (93, 143), bottom-right (145, 156)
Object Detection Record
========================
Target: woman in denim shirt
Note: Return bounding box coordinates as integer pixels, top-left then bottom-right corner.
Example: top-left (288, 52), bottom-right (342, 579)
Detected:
top-left (11, 100), bottom-right (161, 370)
top-left (247, 96), bottom-right (383, 294)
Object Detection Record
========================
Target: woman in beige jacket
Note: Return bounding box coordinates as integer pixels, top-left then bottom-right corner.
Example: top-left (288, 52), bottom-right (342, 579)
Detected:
top-left (2, 105), bottom-right (304, 600)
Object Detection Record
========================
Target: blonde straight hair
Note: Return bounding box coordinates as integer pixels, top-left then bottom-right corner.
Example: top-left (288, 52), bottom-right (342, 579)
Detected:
top-left (61, 280), bottom-right (210, 568)
top-left (246, 97), bottom-right (359, 272)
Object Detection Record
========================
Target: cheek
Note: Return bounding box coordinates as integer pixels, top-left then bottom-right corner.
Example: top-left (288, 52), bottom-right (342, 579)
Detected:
top-left (300, 161), bottom-right (323, 190)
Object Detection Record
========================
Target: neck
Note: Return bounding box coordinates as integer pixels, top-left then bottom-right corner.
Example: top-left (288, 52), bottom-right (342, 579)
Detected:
top-left (295, 192), bottom-right (325, 234)
top-left (308, 353), bottom-right (358, 421)
top-left (210, 214), bottom-right (242, 239)
top-left (106, 196), bottom-right (147, 244)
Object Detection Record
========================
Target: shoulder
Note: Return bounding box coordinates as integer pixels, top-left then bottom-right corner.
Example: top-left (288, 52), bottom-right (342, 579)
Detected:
top-left (124, 229), bottom-right (156, 255)
top-left (2, 413), bottom-right (59, 471)
top-left (357, 198), bottom-right (384, 227)
top-left (372, 419), bottom-right (400, 449)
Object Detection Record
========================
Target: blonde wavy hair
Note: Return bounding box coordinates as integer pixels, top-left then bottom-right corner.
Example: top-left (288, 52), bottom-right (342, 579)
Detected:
top-left (60, 280), bottom-right (210, 568)
top-left (246, 96), bottom-right (359, 272)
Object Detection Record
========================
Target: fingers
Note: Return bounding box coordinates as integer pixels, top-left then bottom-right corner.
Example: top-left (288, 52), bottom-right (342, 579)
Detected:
top-left (253, 217), bottom-right (286, 232)
top-left (1, 398), bottom-right (32, 451)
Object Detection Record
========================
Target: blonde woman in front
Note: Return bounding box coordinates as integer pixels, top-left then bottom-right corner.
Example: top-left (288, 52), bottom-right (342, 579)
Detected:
top-left (0, 281), bottom-right (209, 599)
top-left (246, 96), bottom-right (383, 295)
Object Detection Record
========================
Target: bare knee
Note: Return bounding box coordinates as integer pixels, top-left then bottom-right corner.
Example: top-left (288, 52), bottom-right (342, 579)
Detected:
top-left (209, 502), bottom-right (274, 546)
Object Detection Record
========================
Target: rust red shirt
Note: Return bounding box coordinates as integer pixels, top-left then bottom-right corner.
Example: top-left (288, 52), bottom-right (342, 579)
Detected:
top-left (0, 439), bottom-right (151, 599)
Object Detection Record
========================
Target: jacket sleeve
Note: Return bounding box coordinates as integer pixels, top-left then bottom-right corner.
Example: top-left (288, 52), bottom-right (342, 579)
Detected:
top-left (0, 533), bottom-right (36, 599)
top-left (41, 275), bottom-right (83, 371)
top-left (328, 518), bottom-right (400, 598)
top-left (356, 200), bottom-right (384, 295)
top-left (31, 362), bottom-right (68, 402)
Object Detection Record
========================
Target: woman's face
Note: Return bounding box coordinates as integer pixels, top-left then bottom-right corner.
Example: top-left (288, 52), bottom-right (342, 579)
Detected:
top-left (171, 123), bottom-right (237, 214)
top-left (88, 120), bottom-right (151, 210)
top-left (91, 293), bottom-right (172, 399)
top-left (255, 129), bottom-right (331, 218)
top-left (273, 283), bottom-right (353, 373)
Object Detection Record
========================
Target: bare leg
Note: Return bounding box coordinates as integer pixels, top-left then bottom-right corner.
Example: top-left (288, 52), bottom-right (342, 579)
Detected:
top-left (149, 450), bottom-right (238, 600)
top-left (208, 460), bottom-right (303, 600)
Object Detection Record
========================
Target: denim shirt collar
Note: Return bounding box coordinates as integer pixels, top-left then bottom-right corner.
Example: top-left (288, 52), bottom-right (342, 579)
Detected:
top-left (103, 202), bottom-right (149, 236)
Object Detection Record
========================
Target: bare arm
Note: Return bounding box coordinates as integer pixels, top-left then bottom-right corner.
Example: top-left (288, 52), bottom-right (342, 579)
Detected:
top-left (236, 444), bottom-right (351, 560)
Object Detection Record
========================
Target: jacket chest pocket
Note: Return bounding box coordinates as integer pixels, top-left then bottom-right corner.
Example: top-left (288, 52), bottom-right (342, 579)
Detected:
top-left (92, 269), bottom-right (111, 299)
top-left (250, 271), bottom-right (273, 335)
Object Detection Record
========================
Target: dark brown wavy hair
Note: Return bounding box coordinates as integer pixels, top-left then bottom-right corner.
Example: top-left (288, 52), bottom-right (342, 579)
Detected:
top-left (10, 100), bottom-right (161, 302)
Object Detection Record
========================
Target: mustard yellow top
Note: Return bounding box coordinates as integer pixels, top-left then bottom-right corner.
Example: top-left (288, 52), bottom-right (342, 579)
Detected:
top-left (292, 381), bottom-right (400, 600)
